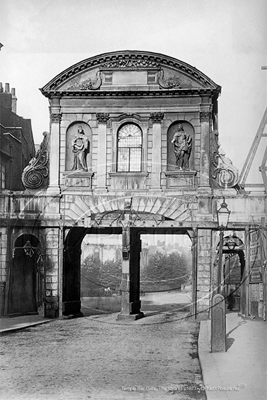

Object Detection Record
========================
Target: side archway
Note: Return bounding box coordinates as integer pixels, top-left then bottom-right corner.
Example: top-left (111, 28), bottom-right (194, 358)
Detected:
top-left (6, 234), bottom-right (42, 316)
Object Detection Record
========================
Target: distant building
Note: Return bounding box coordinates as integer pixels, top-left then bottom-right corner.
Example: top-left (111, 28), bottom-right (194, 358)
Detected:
top-left (81, 234), bottom-right (121, 263)
top-left (0, 82), bottom-right (35, 191)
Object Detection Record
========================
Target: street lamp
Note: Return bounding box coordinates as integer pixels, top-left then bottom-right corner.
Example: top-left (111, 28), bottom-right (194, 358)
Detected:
top-left (216, 198), bottom-right (231, 294)
top-left (217, 198), bottom-right (231, 229)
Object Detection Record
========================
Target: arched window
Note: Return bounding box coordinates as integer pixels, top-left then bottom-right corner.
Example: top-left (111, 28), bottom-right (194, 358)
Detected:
top-left (117, 123), bottom-right (142, 172)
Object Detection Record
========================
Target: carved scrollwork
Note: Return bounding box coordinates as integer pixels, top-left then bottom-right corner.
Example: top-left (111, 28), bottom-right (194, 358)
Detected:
top-left (157, 68), bottom-right (182, 89)
top-left (50, 113), bottom-right (62, 123)
top-left (211, 130), bottom-right (220, 169)
top-left (22, 132), bottom-right (49, 189)
top-left (150, 112), bottom-right (164, 123)
top-left (96, 113), bottom-right (110, 123)
top-left (200, 111), bottom-right (211, 122)
top-left (102, 58), bottom-right (159, 69)
top-left (212, 147), bottom-right (239, 188)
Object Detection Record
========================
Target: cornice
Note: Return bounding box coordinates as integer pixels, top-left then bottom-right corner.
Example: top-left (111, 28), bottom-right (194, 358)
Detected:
top-left (41, 88), bottom-right (217, 99)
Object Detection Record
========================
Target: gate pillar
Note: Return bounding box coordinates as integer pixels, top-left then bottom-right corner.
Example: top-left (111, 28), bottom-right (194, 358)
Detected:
top-left (197, 228), bottom-right (212, 317)
top-left (117, 227), bottom-right (144, 320)
top-left (44, 228), bottom-right (61, 318)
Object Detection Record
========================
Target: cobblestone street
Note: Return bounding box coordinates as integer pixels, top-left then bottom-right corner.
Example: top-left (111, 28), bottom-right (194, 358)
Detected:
top-left (0, 309), bottom-right (206, 400)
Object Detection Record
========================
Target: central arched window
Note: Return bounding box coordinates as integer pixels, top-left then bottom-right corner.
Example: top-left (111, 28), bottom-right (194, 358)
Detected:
top-left (117, 123), bottom-right (142, 172)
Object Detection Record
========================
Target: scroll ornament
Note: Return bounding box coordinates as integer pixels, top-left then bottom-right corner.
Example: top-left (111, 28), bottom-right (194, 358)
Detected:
top-left (22, 132), bottom-right (49, 189)
top-left (212, 146), bottom-right (239, 188)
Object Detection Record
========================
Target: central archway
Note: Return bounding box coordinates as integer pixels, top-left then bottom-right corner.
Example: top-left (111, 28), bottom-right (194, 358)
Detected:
top-left (63, 224), bottom-right (194, 319)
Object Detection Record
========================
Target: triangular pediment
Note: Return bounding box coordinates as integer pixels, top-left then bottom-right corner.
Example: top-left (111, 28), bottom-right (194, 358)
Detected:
top-left (40, 50), bottom-right (221, 96)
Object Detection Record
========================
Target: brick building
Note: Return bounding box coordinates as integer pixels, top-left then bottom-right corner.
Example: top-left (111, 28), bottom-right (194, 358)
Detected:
top-left (0, 82), bottom-right (35, 191)
top-left (0, 82), bottom-right (35, 316)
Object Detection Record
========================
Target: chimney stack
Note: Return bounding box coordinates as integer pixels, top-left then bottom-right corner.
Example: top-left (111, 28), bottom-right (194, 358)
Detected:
top-left (0, 82), bottom-right (3, 93)
top-left (5, 83), bottom-right (10, 93)
top-left (11, 87), bottom-right (17, 114)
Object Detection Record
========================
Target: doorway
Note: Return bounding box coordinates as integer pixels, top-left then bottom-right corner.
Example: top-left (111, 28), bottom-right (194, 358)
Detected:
top-left (6, 234), bottom-right (43, 316)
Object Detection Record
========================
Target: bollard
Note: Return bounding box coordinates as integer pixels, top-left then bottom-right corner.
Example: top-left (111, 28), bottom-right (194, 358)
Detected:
top-left (211, 293), bottom-right (226, 352)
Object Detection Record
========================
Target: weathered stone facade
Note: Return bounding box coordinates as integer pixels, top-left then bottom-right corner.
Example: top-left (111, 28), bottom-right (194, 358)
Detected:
top-left (0, 51), bottom-right (266, 320)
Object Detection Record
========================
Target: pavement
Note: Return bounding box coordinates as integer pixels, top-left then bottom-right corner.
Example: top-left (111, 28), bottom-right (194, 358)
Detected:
top-left (0, 314), bottom-right (51, 335)
top-left (198, 311), bottom-right (267, 400)
top-left (1, 304), bottom-right (266, 400)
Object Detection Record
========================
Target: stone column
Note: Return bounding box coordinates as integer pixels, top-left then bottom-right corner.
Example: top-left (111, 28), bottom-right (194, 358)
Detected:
top-left (47, 97), bottom-right (61, 194)
top-left (118, 226), bottom-right (131, 318)
top-left (150, 113), bottom-right (164, 190)
top-left (95, 113), bottom-right (109, 191)
top-left (199, 110), bottom-right (211, 188)
top-left (117, 226), bottom-right (144, 320)
top-left (129, 230), bottom-right (142, 314)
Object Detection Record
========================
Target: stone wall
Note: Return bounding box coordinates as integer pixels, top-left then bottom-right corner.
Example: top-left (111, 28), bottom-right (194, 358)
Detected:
top-left (197, 229), bottom-right (212, 317)
top-left (44, 228), bottom-right (61, 318)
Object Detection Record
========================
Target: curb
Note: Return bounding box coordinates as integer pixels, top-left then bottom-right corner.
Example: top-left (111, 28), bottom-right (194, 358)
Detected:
top-left (0, 319), bottom-right (52, 335)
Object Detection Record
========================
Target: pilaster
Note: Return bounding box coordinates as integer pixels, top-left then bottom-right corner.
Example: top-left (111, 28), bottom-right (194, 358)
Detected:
top-left (95, 113), bottom-right (109, 192)
top-left (150, 113), bottom-right (164, 190)
top-left (47, 97), bottom-right (61, 194)
top-left (199, 110), bottom-right (212, 189)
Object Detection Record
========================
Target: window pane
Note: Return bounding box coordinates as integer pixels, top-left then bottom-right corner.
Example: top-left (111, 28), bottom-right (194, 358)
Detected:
top-left (129, 148), bottom-right (141, 171)
top-left (117, 148), bottom-right (129, 171)
top-left (118, 124), bottom-right (142, 148)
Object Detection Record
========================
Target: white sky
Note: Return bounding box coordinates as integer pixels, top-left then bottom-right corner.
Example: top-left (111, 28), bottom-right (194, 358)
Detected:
top-left (0, 0), bottom-right (266, 183)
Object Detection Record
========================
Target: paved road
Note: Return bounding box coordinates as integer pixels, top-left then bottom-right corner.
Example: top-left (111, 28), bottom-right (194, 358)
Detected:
top-left (0, 309), bottom-right (205, 400)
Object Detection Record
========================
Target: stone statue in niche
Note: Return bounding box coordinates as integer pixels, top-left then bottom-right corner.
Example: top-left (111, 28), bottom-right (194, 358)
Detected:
top-left (71, 126), bottom-right (90, 171)
top-left (171, 124), bottom-right (192, 170)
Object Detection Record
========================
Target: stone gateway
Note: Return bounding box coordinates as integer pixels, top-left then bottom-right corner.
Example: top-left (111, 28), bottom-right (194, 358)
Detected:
top-left (0, 50), bottom-right (266, 321)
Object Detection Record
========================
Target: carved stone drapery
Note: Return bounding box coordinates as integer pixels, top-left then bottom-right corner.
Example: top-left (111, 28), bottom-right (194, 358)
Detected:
top-left (96, 113), bottom-right (110, 123)
top-left (200, 111), bottom-right (211, 122)
top-left (65, 70), bottom-right (102, 90)
top-left (22, 132), bottom-right (49, 189)
top-left (50, 113), bottom-right (62, 123)
top-left (157, 68), bottom-right (182, 89)
top-left (150, 112), bottom-right (164, 123)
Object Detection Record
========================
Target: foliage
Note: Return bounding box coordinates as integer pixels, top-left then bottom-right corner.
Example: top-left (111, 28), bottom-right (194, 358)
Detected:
top-left (81, 255), bottom-right (121, 297)
top-left (140, 251), bottom-right (189, 292)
